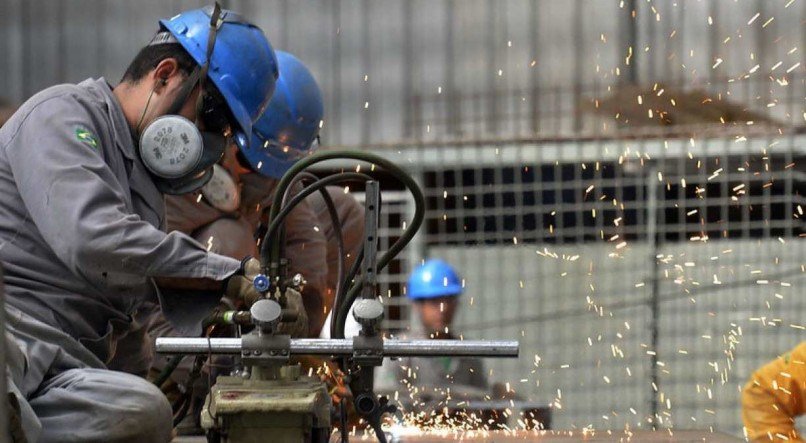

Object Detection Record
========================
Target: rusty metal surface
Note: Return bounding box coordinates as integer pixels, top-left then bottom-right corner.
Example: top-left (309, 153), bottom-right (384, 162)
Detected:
top-left (384, 430), bottom-right (741, 442)
top-left (174, 429), bottom-right (741, 442)
top-left (175, 429), bottom-right (741, 443)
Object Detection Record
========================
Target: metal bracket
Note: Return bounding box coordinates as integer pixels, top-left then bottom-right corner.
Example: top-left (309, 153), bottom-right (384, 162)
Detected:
top-left (241, 332), bottom-right (291, 366)
top-left (361, 181), bottom-right (379, 302)
top-left (352, 334), bottom-right (384, 367)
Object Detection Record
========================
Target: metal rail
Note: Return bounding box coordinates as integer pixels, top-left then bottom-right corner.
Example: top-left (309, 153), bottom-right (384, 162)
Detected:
top-left (156, 337), bottom-right (519, 358)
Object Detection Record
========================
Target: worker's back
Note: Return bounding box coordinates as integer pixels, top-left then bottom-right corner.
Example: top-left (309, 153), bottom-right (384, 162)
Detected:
top-left (0, 79), bottom-right (164, 364)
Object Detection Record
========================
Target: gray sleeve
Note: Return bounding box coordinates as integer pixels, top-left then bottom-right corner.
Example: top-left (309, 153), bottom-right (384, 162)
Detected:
top-left (3, 95), bottom-right (239, 280)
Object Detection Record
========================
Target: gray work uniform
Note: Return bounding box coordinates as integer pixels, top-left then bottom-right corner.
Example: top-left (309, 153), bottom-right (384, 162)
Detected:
top-left (0, 78), bottom-right (241, 442)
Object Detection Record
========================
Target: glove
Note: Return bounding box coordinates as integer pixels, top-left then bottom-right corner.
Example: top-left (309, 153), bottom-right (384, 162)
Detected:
top-left (276, 287), bottom-right (310, 338)
top-left (225, 257), bottom-right (263, 308)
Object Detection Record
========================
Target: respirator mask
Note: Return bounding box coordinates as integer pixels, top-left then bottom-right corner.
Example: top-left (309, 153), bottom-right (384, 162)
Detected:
top-left (138, 5), bottom-right (234, 195)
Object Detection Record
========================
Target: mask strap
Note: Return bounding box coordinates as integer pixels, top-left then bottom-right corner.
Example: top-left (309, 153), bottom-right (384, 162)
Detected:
top-left (164, 68), bottom-right (202, 116)
top-left (161, 3), bottom-right (222, 122)
top-left (195, 3), bottom-right (223, 123)
top-left (135, 87), bottom-right (157, 133)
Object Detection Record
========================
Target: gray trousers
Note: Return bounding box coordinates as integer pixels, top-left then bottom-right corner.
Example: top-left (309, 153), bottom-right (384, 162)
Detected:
top-left (5, 305), bottom-right (172, 443)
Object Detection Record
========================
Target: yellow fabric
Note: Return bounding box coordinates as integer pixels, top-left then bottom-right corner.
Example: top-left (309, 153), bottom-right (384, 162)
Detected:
top-left (743, 341), bottom-right (806, 442)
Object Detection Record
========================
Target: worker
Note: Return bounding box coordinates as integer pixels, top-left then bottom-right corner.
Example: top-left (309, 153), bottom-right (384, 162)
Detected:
top-left (162, 50), bottom-right (334, 337)
top-left (135, 51), bottom-right (366, 434)
top-left (376, 259), bottom-right (488, 403)
top-left (742, 341), bottom-right (806, 442)
top-left (0, 5), bottom-right (278, 442)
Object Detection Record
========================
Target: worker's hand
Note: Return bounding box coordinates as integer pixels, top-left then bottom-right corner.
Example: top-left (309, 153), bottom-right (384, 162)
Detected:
top-left (276, 287), bottom-right (309, 337)
top-left (224, 257), bottom-right (263, 307)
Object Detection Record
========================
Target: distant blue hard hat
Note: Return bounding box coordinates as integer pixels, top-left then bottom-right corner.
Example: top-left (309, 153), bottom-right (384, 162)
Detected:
top-left (236, 50), bottom-right (324, 178)
top-left (159, 5), bottom-right (279, 140)
top-left (406, 259), bottom-right (463, 300)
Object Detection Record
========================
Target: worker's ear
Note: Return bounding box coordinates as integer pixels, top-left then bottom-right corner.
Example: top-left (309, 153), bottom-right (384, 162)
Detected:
top-left (151, 58), bottom-right (183, 92)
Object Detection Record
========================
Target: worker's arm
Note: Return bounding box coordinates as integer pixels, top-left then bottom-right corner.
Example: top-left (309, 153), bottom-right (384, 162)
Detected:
top-left (3, 94), bottom-right (240, 283)
top-left (166, 192), bottom-right (224, 235)
top-left (743, 341), bottom-right (806, 442)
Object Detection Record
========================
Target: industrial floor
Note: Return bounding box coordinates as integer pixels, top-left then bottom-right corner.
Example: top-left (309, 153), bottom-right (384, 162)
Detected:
top-left (174, 429), bottom-right (741, 442)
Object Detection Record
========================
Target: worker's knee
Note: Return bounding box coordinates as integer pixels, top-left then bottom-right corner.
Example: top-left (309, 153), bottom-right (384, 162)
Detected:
top-left (35, 369), bottom-right (173, 443)
top-left (119, 374), bottom-right (173, 441)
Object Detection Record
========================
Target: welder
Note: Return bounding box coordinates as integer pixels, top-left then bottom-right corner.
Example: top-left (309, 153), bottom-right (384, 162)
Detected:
top-left (161, 50), bottom-right (364, 339)
top-left (376, 259), bottom-right (488, 401)
top-left (0, 5), bottom-right (278, 442)
top-left (742, 341), bottom-right (806, 442)
top-left (129, 51), bottom-right (365, 434)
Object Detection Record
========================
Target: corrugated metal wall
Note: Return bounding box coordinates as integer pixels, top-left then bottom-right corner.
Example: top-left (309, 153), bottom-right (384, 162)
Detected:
top-left (0, 0), bottom-right (803, 437)
top-left (1, 0), bottom-right (802, 147)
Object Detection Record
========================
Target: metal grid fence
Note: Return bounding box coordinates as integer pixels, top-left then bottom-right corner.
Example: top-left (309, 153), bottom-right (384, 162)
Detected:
top-left (356, 129), bottom-right (804, 436)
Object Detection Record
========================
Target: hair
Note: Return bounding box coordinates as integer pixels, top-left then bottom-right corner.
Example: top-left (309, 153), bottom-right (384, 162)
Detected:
top-left (120, 43), bottom-right (197, 84)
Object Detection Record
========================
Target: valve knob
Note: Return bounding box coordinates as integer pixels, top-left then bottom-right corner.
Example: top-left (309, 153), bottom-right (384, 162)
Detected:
top-left (252, 274), bottom-right (270, 293)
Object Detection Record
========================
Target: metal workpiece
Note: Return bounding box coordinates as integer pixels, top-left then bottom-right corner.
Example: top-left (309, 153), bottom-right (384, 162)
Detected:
top-left (156, 337), bottom-right (520, 358)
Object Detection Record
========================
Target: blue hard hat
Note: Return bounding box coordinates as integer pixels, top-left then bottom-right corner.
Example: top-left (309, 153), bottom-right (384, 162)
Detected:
top-left (236, 50), bottom-right (324, 178)
top-left (160, 6), bottom-right (279, 140)
top-left (406, 259), bottom-right (463, 300)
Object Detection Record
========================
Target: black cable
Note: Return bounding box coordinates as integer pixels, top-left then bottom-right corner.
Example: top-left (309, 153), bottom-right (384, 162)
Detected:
top-left (172, 354), bottom-right (206, 427)
top-left (153, 355), bottom-right (184, 388)
top-left (172, 392), bottom-right (191, 427)
top-left (262, 151), bottom-right (425, 279)
top-left (258, 150), bottom-right (425, 340)
top-left (315, 188), bottom-right (346, 334)
top-left (331, 246), bottom-right (364, 338)
top-left (329, 188), bottom-right (383, 338)
top-left (278, 172), bottom-right (347, 317)
top-left (276, 172), bottom-right (318, 268)
top-left (335, 192), bottom-right (420, 339)
top-left (261, 172), bottom-right (373, 275)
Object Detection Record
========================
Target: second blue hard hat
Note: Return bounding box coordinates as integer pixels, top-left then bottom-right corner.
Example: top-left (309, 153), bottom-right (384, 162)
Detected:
top-left (406, 259), bottom-right (463, 300)
top-left (236, 50), bottom-right (324, 179)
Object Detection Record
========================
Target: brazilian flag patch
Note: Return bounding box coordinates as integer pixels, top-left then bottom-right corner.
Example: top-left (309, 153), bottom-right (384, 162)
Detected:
top-left (75, 126), bottom-right (99, 149)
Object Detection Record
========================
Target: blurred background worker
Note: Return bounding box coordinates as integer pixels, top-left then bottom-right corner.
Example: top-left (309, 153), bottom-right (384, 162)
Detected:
top-left (377, 259), bottom-right (488, 402)
top-left (742, 341), bottom-right (806, 442)
top-left (0, 5), bottom-right (278, 442)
